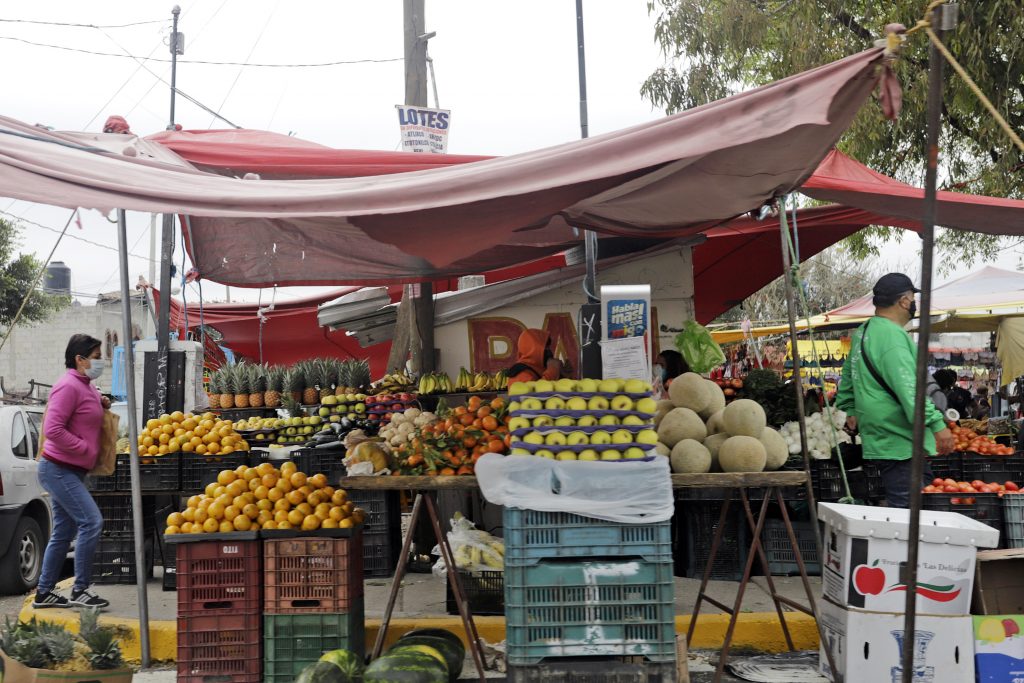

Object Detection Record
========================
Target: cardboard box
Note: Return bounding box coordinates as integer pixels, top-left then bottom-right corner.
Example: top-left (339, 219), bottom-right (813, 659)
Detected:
top-left (974, 615), bottom-right (1024, 683)
top-left (1, 651), bottom-right (133, 683)
top-left (818, 502), bottom-right (999, 616)
top-left (818, 596), bottom-right (975, 683)
top-left (972, 548), bottom-right (1024, 616)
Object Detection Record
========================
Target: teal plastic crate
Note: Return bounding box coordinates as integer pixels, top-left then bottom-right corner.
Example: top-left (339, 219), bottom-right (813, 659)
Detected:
top-left (505, 559), bottom-right (676, 665)
top-left (263, 604), bottom-right (365, 682)
top-left (503, 508), bottom-right (672, 565)
top-left (1004, 494), bottom-right (1024, 548)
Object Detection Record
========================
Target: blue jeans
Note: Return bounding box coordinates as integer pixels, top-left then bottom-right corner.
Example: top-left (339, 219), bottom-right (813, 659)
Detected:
top-left (878, 458), bottom-right (935, 509)
top-left (37, 458), bottom-right (104, 593)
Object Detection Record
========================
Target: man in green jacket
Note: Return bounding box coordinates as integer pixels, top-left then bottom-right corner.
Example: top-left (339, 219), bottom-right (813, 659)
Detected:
top-left (835, 273), bottom-right (955, 508)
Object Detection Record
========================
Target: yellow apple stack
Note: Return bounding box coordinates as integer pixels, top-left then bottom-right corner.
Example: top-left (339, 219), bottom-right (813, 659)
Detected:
top-left (506, 378), bottom-right (660, 460)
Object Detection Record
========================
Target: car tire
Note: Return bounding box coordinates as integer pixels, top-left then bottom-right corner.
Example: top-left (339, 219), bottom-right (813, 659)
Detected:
top-left (0, 516), bottom-right (44, 594)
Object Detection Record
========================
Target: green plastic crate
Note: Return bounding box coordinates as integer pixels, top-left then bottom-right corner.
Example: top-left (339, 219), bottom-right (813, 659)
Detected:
top-left (263, 604), bottom-right (365, 682)
top-left (505, 559), bottom-right (675, 665)
top-left (503, 508), bottom-right (672, 565)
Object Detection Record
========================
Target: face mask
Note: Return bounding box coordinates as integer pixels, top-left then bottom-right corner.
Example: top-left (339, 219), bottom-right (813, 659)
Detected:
top-left (84, 358), bottom-right (105, 380)
top-left (653, 364), bottom-right (666, 381)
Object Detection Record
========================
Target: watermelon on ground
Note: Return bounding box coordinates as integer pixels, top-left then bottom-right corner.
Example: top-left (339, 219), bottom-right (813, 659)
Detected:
top-left (364, 650), bottom-right (448, 683)
top-left (391, 636), bottom-right (463, 682)
top-left (295, 661), bottom-right (348, 683)
top-left (319, 648), bottom-right (365, 682)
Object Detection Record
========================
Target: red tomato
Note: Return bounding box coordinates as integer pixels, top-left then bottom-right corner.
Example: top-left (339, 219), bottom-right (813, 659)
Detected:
top-left (944, 479), bottom-right (959, 488)
top-left (1007, 482), bottom-right (1020, 492)
top-left (972, 480), bottom-right (985, 489)
top-left (951, 497), bottom-right (962, 504)
top-left (964, 497), bottom-right (976, 505)
top-left (944, 485), bottom-right (960, 493)
top-left (932, 478), bottom-right (945, 487)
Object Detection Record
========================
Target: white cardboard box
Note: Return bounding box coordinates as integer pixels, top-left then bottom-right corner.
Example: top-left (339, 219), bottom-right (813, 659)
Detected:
top-left (818, 596), bottom-right (975, 683)
top-left (818, 502), bottom-right (999, 616)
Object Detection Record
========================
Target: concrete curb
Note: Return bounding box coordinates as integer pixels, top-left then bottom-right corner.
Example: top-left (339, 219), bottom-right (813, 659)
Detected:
top-left (21, 589), bottom-right (819, 664)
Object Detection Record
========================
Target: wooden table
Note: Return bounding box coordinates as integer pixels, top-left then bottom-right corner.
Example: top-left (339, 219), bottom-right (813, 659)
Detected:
top-left (342, 470), bottom-right (834, 683)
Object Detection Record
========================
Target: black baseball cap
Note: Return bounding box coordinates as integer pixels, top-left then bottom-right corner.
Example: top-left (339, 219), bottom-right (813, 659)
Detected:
top-left (873, 273), bottom-right (920, 299)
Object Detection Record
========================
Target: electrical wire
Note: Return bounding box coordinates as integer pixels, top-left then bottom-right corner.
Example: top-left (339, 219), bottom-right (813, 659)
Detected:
top-left (210, 0), bottom-right (280, 128)
top-left (0, 210), bottom-right (156, 261)
top-left (0, 18), bottom-right (164, 29)
top-left (0, 35), bottom-right (403, 67)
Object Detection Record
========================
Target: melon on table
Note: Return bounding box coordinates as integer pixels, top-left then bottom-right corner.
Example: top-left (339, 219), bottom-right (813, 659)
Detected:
top-left (668, 373), bottom-right (712, 413)
top-left (699, 380), bottom-right (726, 420)
top-left (670, 439), bottom-right (712, 473)
top-left (722, 399), bottom-right (767, 437)
top-left (657, 407), bottom-right (707, 447)
top-left (759, 428), bottom-right (789, 471)
top-left (718, 435), bottom-right (767, 473)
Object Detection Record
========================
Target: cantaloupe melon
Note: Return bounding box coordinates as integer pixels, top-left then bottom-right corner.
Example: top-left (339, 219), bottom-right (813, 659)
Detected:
top-left (657, 407), bottom-right (707, 447)
top-left (722, 399), bottom-right (767, 437)
top-left (702, 433), bottom-right (729, 472)
top-left (670, 439), bottom-right (711, 473)
top-left (759, 427), bottom-right (788, 471)
top-left (654, 442), bottom-right (670, 457)
top-left (653, 400), bottom-right (675, 427)
top-left (668, 373), bottom-right (712, 413)
top-left (718, 435), bottom-right (767, 473)
top-left (699, 381), bottom-right (726, 420)
top-left (705, 410), bottom-right (726, 436)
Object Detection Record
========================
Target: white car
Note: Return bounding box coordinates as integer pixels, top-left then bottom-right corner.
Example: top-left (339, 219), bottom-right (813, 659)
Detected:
top-left (0, 404), bottom-right (50, 594)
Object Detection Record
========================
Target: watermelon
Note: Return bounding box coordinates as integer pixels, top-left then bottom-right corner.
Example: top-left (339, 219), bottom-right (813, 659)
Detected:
top-left (319, 648), bottom-right (365, 681)
top-left (295, 661), bottom-right (349, 683)
top-left (386, 645), bottom-right (447, 670)
top-left (364, 650), bottom-right (448, 683)
top-left (392, 636), bottom-right (463, 682)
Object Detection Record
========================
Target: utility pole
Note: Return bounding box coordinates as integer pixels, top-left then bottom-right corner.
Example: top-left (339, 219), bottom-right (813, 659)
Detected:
top-left (402, 0), bottom-right (435, 373)
top-left (576, 0), bottom-right (598, 304)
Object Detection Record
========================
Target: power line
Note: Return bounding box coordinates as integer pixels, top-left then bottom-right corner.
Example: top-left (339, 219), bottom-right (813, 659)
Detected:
top-left (0, 35), bottom-right (403, 67)
top-left (0, 18), bottom-right (164, 29)
top-left (0, 210), bottom-right (156, 262)
top-left (210, 0), bottom-right (280, 127)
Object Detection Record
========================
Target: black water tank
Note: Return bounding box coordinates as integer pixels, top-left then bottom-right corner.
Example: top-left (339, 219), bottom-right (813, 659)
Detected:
top-left (44, 261), bottom-right (71, 295)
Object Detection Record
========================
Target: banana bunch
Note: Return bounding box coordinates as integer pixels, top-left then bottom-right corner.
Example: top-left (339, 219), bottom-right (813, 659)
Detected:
top-left (418, 372), bottom-right (453, 395)
top-left (452, 538), bottom-right (504, 570)
top-left (374, 371), bottom-right (415, 394)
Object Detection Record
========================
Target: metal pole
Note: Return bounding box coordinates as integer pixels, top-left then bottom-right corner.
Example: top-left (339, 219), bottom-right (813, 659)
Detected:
top-left (902, 6), bottom-right (955, 682)
top-left (117, 209), bottom-right (150, 667)
top-left (169, 6), bottom-right (180, 126)
top-left (575, 0), bottom-right (598, 303)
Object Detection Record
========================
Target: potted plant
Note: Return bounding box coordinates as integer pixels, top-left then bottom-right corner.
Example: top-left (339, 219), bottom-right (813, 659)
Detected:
top-left (0, 610), bottom-right (132, 683)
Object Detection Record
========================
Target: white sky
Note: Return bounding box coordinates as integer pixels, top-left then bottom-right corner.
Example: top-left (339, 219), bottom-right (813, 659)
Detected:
top-left (1, 1), bottom-right (1020, 307)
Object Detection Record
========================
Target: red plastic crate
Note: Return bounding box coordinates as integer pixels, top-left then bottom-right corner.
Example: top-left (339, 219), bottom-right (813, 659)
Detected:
top-left (176, 539), bottom-right (262, 615)
top-left (177, 611), bottom-right (262, 683)
top-left (264, 534), bottom-right (364, 614)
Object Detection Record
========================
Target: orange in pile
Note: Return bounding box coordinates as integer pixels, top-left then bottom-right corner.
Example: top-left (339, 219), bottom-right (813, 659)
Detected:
top-left (137, 411), bottom-right (250, 457)
top-left (394, 395), bottom-right (510, 475)
top-left (950, 422), bottom-right (1014, 455)
top-left (164, 461), bottom-right (365, 534)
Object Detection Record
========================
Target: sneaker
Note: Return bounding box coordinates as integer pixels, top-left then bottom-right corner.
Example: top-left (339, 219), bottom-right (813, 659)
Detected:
top-left (32, 590), bottom-right (70, 609)
top-left (69, 588), bottom-right (109, 609)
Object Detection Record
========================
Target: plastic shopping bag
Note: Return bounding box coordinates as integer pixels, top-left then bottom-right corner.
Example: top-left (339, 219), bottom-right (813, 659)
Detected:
top-left (474, 454), bottom-right (673, 523)
top-left (675, 320), bottom-right (726, 374)
top-left (432, 512), bottom-right (505, 576)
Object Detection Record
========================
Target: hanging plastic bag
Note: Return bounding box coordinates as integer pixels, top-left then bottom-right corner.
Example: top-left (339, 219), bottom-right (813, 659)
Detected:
top-left (474, 454), bottom-right (673, 523)
top-left (432, 512), bottom-right (505, 576)
top-left (675, 320), bottom-right (726, 374)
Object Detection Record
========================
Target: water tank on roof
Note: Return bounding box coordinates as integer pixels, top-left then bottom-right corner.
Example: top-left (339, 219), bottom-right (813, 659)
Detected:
top-left (44, 261), bottom-right (71, 296)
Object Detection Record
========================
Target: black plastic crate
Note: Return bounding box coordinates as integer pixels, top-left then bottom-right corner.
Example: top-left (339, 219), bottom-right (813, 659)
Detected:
top-left (117, 453), bottom-right (181, 492)
top-left (363, 531), bottom-right (398, 578)
top-left (348, 490), bottom-right (402, 536)
top-left (681, 501), bottom-right (748, 581)
top-left (445, 568), bottom-right (504, 616)
top-left (810, 459), bottom-right (844, 502)
top-left (508, 658), bottom-right (676, 683)
top-left (762, 519), bottom-right (821, 576)
top-left (93, 533), bottom-right (154, 585)
top-left (862, 461), bottom-right (883, 501)
top-left (960, 452), bottom-right (1024, 485)
top-left (927, 453), bottom-right (963, 481)
top-left (922, 492), bottom-right (1005, 545)
top-left (294, 448), bottom-right (348, 486)
top-left (180, 453), bottom-right (249, 493)
top-left (95, 495), bottom-right (155, 535)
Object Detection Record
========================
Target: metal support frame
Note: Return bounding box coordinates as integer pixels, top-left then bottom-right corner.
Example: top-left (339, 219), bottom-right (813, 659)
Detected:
top-left (372, 493), bottom-right (487, 681)
top-left (687, 486), bottom-right (838, 682)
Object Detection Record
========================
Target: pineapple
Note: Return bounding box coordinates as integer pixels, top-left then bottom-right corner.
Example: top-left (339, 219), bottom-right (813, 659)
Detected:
top-left (335, 360), bottom-right (351, 395)
top-left (218, 365), bottom-right (235, 409)
top-left (316, 359), bottom-right (335, 400)
top-left (301, 361), bottom-right (319, 405)
top-left (79, 609), bottom-right (124, 671)
top-left (350, 359), bottom-right (371, 391)
top-left (207, 371), bottom-right (221, 410)
top-left (248, 364), bottom-right (266, 408)
top-left (285, 367), bottom-right (304, 403)
top-left (233, 363), bottom-right (250, 409)
top-left (264, 366), bottom-right (284, 408)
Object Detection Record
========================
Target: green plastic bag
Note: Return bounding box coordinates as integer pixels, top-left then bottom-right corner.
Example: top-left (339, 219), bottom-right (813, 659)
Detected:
top-left (674, 320), bottom-right (726, 374)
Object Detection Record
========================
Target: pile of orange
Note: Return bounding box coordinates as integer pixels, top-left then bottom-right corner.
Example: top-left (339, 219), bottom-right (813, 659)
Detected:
top-left (137, 411), bottom-right (250, 458)
top-left (393, 395), bottom-right (510, 475)
top-left (164, 461), bottom-right (365, 534)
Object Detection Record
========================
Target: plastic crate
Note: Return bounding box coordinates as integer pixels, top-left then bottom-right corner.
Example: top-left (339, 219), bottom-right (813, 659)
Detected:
top-left (810, 459), bottom-right (844, 502)
top-left (177, 611), bottom-right (262, 683)
top-left (93, 534), bottom-right (153, 585)
top-left (262, 607), bottom-right (365, 683)
top-left (348, 490), bottom-right (402, 536)
top-left (922, 493), bottom-right (1004, 543)
top-left (681, 501), bottom-right (748, 581)
top-left (263, 535), bottom-right (363, 614)
top-left (961, 452), bottom-right (1024, 485)
top-left (294, 448), bottom-right (348, 486)
top-left (1002, 494), bottom-right (1024, 548)
top-left (129, 453), bottom-right (181, 492)
top-left (927, 453), bottom-right (963, 481)
top-left (861, 461), bottom-right (883, 501)
top-left (180, 453), bottom-right (249, 493)
top-left (85, 469), bottom-right (119, 492)
top-left (445, 568), bottom-right (504, 616)
top-left (175, 538), bottom-right (262, 615)
top-left (504, 508), bottom-right (672, 565)
top-left (94, 495), bottom-right (155, 535)
top-left (505, 558), bottom-right (675, 665)
top-left (762, 519), bottom-right (821, 576)
top-left (508, 658), bottom-right (676, 683)
top-left (362, 531), bottom-right (398, 578)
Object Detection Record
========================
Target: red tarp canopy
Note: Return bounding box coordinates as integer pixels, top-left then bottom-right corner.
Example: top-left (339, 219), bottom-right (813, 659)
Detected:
top-left (0, 48), bottom-right (893, 286)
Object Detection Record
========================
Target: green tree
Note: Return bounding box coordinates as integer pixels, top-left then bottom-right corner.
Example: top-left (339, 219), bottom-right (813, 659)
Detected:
top-left (0, 218), bottom-right (70, 328)
top-left (642, 0), bottom-right (1024, 263)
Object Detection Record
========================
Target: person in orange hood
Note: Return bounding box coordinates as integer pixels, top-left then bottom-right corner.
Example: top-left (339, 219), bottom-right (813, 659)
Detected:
top-left (507, 329), bottom-right (562, 384)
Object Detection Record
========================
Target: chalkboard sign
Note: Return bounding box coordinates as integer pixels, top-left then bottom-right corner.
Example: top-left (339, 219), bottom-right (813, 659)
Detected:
top-left (143, 351), bottom-right (185, 422)
top-left (577, 303), bottom-right (602, 380)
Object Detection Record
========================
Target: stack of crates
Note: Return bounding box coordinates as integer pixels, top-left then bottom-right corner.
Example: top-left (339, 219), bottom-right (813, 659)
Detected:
top-left (262, 532), bottom-right (366, 682)
top-left (92, 495), bottom-right (154, 585)
top-left (503, 508), bottom-right (677, 683)
top-left (348, 490), bottom-right (402, 577)
top-left (171, 534), bottom-right (263, 683)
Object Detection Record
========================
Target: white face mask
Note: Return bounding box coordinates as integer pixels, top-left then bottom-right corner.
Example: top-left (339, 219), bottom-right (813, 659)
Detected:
top-left (84, 358), bottom-right (105, 380)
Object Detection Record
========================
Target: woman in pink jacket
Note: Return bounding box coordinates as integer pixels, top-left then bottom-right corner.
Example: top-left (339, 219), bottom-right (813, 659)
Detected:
top-left (33, 334), bottom-right (110, 610)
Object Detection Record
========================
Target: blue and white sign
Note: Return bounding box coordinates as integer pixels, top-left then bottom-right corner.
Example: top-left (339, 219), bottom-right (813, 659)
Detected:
top-left (396, 105), bottom-right (451, 154)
